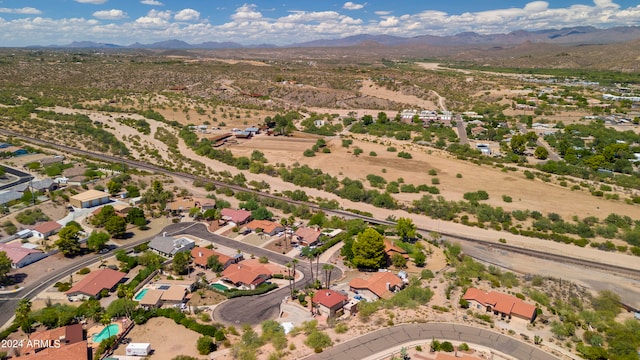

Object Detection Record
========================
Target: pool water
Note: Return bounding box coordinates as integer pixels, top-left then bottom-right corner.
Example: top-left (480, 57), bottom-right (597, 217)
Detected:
top-left (134, 288), bottom-right (148, 301)
top-left (92, 324), bottom-right (119, 343)
top-left (211, 283), bottom-right (228, 291)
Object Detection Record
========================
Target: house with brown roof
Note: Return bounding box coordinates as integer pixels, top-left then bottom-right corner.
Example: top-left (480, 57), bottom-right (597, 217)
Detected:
top-left (384, 239), bottom-right (409, 265)
top-left (139, 289), bottom-right (163, 309)
top-left (462, 287), bottom-right (537, 322)
top-left (19, 323), bottom-right (85, 357)
top-left (0, 243), bottom-right (47, 268)
top-left (221, 208), bottom-right (252, 225)
top-left (245, 219), bottom-right (283, 236)
top-left (294, 227), bottom-right (322, 247)
top-left (66, 268), bottom-right (126, 300)
top-left (160, 286), bottom-right (188, 305)
top-left (166, 198), bottom-right (197, 215)
top-left (349, 272), bottom-right (404, 300)
top-left (31, 221), bottom-right (62, 240)
top-left (69, 189), bottom-right (110, 208)
top-left (220, 258), bottom-right (283, 290)
top-left (312, 289), bottom-right (348, 318)
top-left (191, 246), bottom-right (237, 270)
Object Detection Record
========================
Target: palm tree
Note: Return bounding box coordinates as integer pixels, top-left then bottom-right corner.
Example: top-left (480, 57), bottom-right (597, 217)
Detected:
top-left (285, 263), bottom-right (293, 298)
top-left (302, 247), bottom-right (315, 286)
top-left (16, 299), bottom-right (32, 338)
top-left (279, 218), bottom-right (289, 251)
top-left (323, 264), bottom-right (335, 289)
top-left (292, 258), bottom-right (298, 292)
top-left (100, 313), bottom-right (111, 338)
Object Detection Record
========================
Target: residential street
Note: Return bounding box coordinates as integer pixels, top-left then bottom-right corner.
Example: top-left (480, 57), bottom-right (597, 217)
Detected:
top-left (305, 323), bottom-right (560, 360)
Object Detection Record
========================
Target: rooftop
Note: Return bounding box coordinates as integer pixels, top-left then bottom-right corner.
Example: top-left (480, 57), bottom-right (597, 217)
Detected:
top-left (462, 288), bottom-right (537, 319)
top-left (312, 289), bottom-right (348, 308)
top-left (70, 189), bottom-right (109, 202)
top-left (66, 268), bottom-right (126, 297)
top-left (349, 272), bottom-right (403, 299)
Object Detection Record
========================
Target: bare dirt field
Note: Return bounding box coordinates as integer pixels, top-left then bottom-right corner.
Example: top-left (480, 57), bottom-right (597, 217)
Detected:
top-left (111, 317), bottom-right (207, 359)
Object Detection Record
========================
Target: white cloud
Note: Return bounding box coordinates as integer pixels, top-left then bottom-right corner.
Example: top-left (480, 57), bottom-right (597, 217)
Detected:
top-left (0, 7), bottom-right (42, 15)
top-left (524, 1), bottom-right (549, 12)
top-left (343, 2), bottom-right (364, 10)
top-left (74, 0), bottom-right (107, 4)
top-left (379, 16), bottom-right (399, 27)
top-left (174, 8), bottom-right (200, 21)
top-left (93, 9), bottom-right (127, 20)
top-left (594, 0), bottom-right (620, 9)
top-left (375, 11), bottom-right (392, 16)
top-left (141, 0), bottom-right (164, 5)
top-left (231, 4), bottom-right (263, 21)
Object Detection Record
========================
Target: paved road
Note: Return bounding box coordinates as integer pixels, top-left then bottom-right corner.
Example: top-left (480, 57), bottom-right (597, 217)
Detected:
top-left (305, 323), bottom-right (560, 360)
top-left (456, 116), bottom-right (469, 145)
top-left (163, 223), bottom-right (342, 325)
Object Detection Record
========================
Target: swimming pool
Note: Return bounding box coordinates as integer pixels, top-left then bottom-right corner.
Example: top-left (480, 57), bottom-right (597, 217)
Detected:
top-left (211, 283), bottom-right (228, 292)
top-left (134, 288), bottom-right (148, 301)
top-left (92, 324), bottom-right (119, 343)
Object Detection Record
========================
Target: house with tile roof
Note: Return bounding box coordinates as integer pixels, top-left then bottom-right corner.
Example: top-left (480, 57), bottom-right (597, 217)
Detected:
top-left (245, 219), bottom-right (283, 236)
top-left (65, 268), bottom-right (126, 300)
top-left (19, 323), bottom-right (84, 357)
top-left (384, 239), bottom-right (409, 265)
top-left (349, 271), bottom-right (404, 300)
top-left (294, 227), bottom-right (323, 246)
top-left (31, 221), bottom-right (62, 240)
top-left (165, 198), bottom-right (197, 215)
top-left (312, 289), bottom-right (348, 318)
top-left (220, 258), bottom-right (284, 290)
top-left (462, 287), bottom-right (537, 322)
top-left (191, 246), bottom-right (237, 270)
top-left (220, 208), bottom-right (252, 224)
top-left (0, 243), bottom-right (47, 268)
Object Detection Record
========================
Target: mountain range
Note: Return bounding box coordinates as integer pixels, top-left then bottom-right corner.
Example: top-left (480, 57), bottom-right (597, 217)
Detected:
top-left (42, 25), bottom-right (640, 49)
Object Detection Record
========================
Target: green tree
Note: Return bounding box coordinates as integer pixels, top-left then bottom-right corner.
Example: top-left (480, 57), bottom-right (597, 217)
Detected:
top-left (16, 299), bottom-right (32, 335)
top-left (87, 231), bottom-right (110, 252)
top-left (106, 180), bottom-right (122, 195)
top-left (534, 146), bottom-right (549, 160)
top-left (106, 298), bottom-right (137, 318)
top-left (197, 335), bottom-right (216, 355)
top-left (105, 216), bottom-right (127, 238)
top-left (125, 207), bottom-right (146, 225)
top-left (396, 217), bottom-right (416, 241)
top-left (252, 207), bottom-right (273, 221)
top-left (413, 251), bottom-right (426, 267)
top-left (0, 166), bottom-right (5, 177)
top-left (172, 251), bottom-right (190, 275)
top-left (391, 253), bottom-right (407, 268)
top-left (91, 205), bottom-right (116, 227)
top-left (510, 134), bottom-right (526, 155)
top-left (100, 313), bottom-right (111, 337)
top-left (0, 251), bottom-right (12, 282)
top-left (207, 255), bottom-right (224, 272)
top-left (55, 225), bottom-right (82, 256)
top-left (304, 330), bottom-right (333, 352)
top-left (351, 228), bottom-right (386, 269)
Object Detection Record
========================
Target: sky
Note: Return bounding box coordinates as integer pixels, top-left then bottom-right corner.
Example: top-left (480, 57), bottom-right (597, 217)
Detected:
top-left (0, 1), bottom-right (639, 46)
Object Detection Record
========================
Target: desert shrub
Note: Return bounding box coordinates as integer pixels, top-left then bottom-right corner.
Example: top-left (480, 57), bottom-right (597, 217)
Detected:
top-left (77, 268), bottom-right (90, 275)
top-left (397, 151), bottom-right (412, 159)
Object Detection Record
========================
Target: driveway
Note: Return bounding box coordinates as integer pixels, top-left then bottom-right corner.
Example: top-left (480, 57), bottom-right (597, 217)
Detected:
top-left (304, 323), bottom-right (560, 360)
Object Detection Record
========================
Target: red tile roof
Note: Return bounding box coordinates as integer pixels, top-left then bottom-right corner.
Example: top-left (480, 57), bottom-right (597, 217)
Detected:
top-left (222, 264), bottom-right (264, 286)
top-left (349, 272), bottom-right (403, 299)
top-left (384, 239), bottom-right (409, 258)
top-left (312, 289), bottom-right (348, 309)
top-left (191, 247), bottom-right (232, 267)
top-left (295, 227), bottom-right (321, 243)
top-left (462, 287), bottom-right (536, 320)
top-left (32, 221), bottom-right (62, 235)
top-left (221, 208), bottom-right (252, 223)
top-left (19, 340), bottom-right (89, 360)
top-left (246, 220), bottom-right (281, 234)
top-left (66, 268), bottom-right (126, 297)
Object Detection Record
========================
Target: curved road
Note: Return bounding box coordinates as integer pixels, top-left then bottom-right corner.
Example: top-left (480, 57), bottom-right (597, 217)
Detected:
top-left (305, 323), bottom-right (560, 360)
top-left (163, 223), bottom-right (342, 325)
